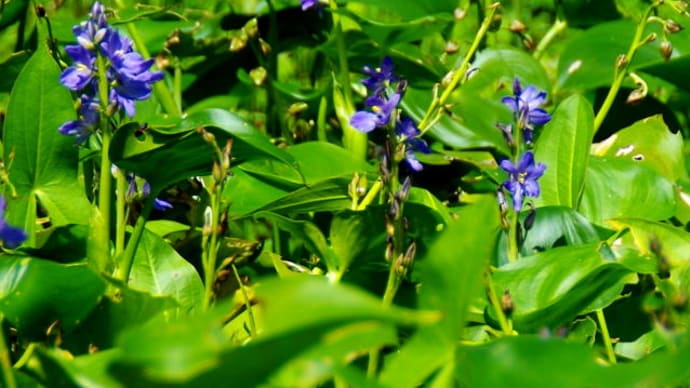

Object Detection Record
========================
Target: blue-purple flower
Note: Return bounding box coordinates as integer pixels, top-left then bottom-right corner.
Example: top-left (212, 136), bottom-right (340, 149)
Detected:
top-left (499, 151), bottom-right (546, 211)
top-left (501, 78), bottom-right (551, 143)
top-left (362, 56), bottom-right (397, 96)
top-left (350, 92), bottom-right (401, 133)
top-left (396, 118), bottom-right (431, 171)
top-left (0, 196), bottom-right (27, 249)
top-left (300, 0), bottom-right (321, 11)
top-left (58, 1), bottom-right (163, 141)
top-left (123, 172), bottom-right (173, 211)
top-left (59, 95), bottom-right (100, 144)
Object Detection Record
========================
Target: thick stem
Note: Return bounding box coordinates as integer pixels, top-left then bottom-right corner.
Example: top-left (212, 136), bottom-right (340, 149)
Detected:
top-left (486, 269), bottom-right (513, 335)
top-left (115, 200), bottom-right (153, 282)
top-left (330, 0), bottom-right (367, 160)
top-left (418, 3), bottom-right (500, 132)
top-left (596, 309), bottom-right (617, 364)
top-left (96, 54), bottom-right (112, 272)
top-left (114, 172), bottom-right (127, 257)
top-left (593, 3), bottom-right (657, 133)
top-left (202, 185), bottom-right (223, 311)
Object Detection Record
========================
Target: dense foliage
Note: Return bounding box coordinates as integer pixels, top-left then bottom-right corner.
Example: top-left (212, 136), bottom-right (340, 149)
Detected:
top-left (1, 0), bottom-right (690, 386)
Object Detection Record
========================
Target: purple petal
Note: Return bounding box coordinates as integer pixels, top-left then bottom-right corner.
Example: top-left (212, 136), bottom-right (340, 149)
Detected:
top-left (523, 179), bottom-right (541, 197)
top-left (350, 111), bottom-right (379, 133)
top-left (501, 96), bottom-right (519, 112)
top-left (499, 159), bottom-right (518, 174)
top-left (405, 151), bottom-right (424, 171)
top-left (517, 151), bottom-right (535, 171)
top-left (154, 198), bottom-right (173, 210)
top-left (528, 109), bottom-right (551, 126)
top-left (526, 162), bottom-right (546, 180)
top-left (0, 223), bottom-right (27, 249)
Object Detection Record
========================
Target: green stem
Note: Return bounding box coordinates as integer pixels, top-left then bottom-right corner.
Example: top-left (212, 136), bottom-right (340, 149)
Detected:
top-left (330, 0), bottom-right (367, 160)
top-left (232, 264), bottom-right (256, 338)
top-left (507, 210), bottom-right (519, 262)
top-left (174, 62), bottom-right (183, 112)
top-left (114, 172), bottom-right (127, 257)
top-left (0, 315), bottom-right (17, 388)
top-left (355, 179), bottom-right (383, 210)
top-left (96, 54), bottom-right (112, 272)
top-left (593, 3), bottom-right (657, 133)
top-left (596, 309), bottom-right (617, 364)
top-left (115, 200), bottom-right (153, 282)
top-left (533, 19), bottom-right (567, 60)
top-left (202, 186), bottom-right (223, 311)
top-left (486, 269), bottom-right (513, 335)
top-left (418, 3), bottom-right (499, 133)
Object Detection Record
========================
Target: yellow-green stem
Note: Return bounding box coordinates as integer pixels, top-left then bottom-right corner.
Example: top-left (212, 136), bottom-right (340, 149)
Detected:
top-left (114, 172), bottom-right (127, 257)
top-left (330, 0), bottom-right (367, 160)
top-left (533, 19), bottom-right (567, 60)
top-left (486, 269), bottom-right (513, 335)
top-left (115, 200), bottom-right (153, 282)
top-left (232, 263), bottom-right (256, 338)
top-left (418, 3), bottom-right (499, 133)
top-left (507, 210), bottom-right (519, 262)
top-left (596, 309), bottom-right (617, 364)
top-left (593, 3), bottom-right (657, 133)
top-left (202, 186), bottom-right (223, 311)
top-left (356, 179), bottom-right (383, 210)
top-left (96, 53), bottom-right (112, 272)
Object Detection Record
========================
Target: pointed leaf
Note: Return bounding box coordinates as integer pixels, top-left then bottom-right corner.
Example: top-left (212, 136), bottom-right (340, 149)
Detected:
top-left (3, 37), bottom-right (90, 243)
top-left (534, 95), bottom-right (594, 208)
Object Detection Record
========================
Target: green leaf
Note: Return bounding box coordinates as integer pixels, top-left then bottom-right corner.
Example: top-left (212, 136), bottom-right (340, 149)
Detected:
top-left (128, 229), bottom-right (204, 313)
top-left (490, 244), bottom-right (634, 331)
top-left (3, 35), bottom-right (91, 243)
top-left (330, 209), bottom-right (386, 276)
top-left (62, 284), bottom-right (178, 353)
top-left (615, 329), bottom-right (669, 360)
top-left (255, 211), bottom-right (338, 274)
top-left (557, 20), bottom-right (660, 90)
top-left (348, 0), bottom-right (455, 21)
top-left (0, 257), bottom-right (104, 339)
top-left (593, 115), bottom-right (686, 182)
top-left (457, 336), bottom-right (690, 387)
top-left (579, 157), bottom-right (676, 224)
top-left (238, 141), bottom-right (374, 188)
top-left (534, 95), bottom-right (594, 208)
top-left (110, 108), bottom-right (298, 193)
top-left (33, 348), bottom-right (122, 388)
top-left (380, 195), bottom-right (500, 386)
top-left (607, 218), bottom-right (690, 266)
top-left (229, 175), bottom-right (355, 218)
top-left (520, 206), bottom-right (611, 255)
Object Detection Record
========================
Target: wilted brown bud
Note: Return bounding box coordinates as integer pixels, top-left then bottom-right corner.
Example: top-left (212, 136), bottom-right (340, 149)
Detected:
top-left (444, 41), bottom-right (459, 54)
top-left (259, 38), bottom-right (272, 56)
top-left (510, 19), bottom-right (526, 33)
top-left (664, 19), bottom-right (683, 34)
top-left (36, 5), bottom-right (46, 18)
top-left (615, 54), bottom-right (628, 69)
top-left (660, 41), bottom-right (673, 60)
top-left (501, 290), bottom-right (514, 317)
top-left (626, 88), bottom-right (645, 104)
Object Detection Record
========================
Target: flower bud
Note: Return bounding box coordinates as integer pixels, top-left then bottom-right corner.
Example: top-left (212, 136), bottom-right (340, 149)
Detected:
top-left (454, 8), bottom-right (466, 20)
top-left (230, 35), bottom-right (247, 52)
top-left (397, 177), bottom-right (412, 202)
top-left (615, 54), bottom-right (628, 69)
top-left (509, 19), bottom-right (526, 33)
top-left (501, 290), bottom-right (514, 317)
top-left (243, 18), bottom-right (259, 38)
top-left (249, 66), bottom-right (267, 87)
top-left (664, 19), bottom-right (683, 34)
top-left (444, 41), bottom-right (459, 54)
top-left (660, 41), bottom-right (673, 60)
